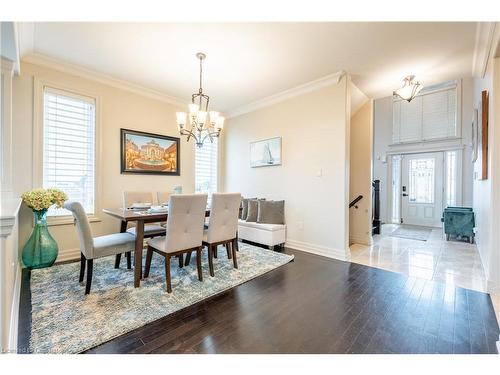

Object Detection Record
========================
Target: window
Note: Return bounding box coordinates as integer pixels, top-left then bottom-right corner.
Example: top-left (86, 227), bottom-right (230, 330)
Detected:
top-left (408, 158), bottom-right (435, 204)
top-left (392, 82), bottom-right (458, 144)
top-left (194, 138), bottom-right (218, 203)
top-left (391, 155), bottom-right (402, 223)
top-left (42, 87), bottom-right (96, 217)
top-left (445, 150), bottom-right (459, 207)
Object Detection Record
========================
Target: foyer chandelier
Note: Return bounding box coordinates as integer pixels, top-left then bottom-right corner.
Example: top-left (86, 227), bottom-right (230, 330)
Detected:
top-left (393, 75), bottom-right (423, 102)
top-left (175, 53), bottom-right (224, 148)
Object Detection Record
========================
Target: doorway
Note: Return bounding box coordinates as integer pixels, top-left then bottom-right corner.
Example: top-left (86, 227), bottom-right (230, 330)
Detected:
top-left (401, 152), bottom-right (444, 227)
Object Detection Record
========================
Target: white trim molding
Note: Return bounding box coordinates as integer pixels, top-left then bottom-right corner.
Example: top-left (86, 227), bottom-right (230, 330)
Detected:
top-left (472, 22), bottom-right (500, 78)
top-left (285, 239), bottom-right (350, 262)
top-left (226, 70), bottom-right (346, 118)
top-left (22, 53), bottom-right (186, 108)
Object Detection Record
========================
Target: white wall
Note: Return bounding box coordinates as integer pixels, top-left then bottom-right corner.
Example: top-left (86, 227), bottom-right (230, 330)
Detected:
top-left (12, 61), bottom-right (195, 261)
top-left (373, 79), bottom-right (474, 224)
top-left (349, 100), bottom-right (373, 245)
top-left (472, 56), bottom-right (500, 292)
top-left (223, 77), bottom-right (351, 259)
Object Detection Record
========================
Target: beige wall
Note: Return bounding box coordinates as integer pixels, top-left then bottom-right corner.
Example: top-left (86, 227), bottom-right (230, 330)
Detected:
top-left (12, 62), bottom-right (194, 259)
top-left (223, 77), bottom-right (351, 259)
top-left (349, 100), bottom-right (373, 245)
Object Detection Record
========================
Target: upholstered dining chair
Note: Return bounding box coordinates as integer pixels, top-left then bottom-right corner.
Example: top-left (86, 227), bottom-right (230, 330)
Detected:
top-left (64, 201), bottom-right (136, 294)
top-left (185, 193), bottom-right (241, 277)
top-left (115, 191), bottom-right (166, 268)
top-left (156, 191), bottom-right (173, 206)
top-left (144, 194), bottom-right (208, 293)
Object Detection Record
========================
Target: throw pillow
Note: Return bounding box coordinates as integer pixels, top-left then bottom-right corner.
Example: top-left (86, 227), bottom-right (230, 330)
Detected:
top-left (257, 200), bottom-right (285, 224)
top-left (240, 197), bottom-right (256, 220)
top-left (245, 199), bottom-right (259, 222)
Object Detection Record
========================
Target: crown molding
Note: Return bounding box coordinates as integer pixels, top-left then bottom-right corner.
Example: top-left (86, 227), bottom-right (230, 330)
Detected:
top-left (22, 53), bottom-right (187, 108)
top-left (472, 22), bottom-right (500, 78)
top-left (226, 70), bottom-right (346, 118)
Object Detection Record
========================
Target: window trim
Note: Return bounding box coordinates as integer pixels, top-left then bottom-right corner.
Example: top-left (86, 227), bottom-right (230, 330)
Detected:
top-left (33, 79), bottom-right (102, 226)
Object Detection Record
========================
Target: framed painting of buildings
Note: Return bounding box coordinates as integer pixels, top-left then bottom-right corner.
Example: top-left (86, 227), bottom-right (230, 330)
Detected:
top-left (120, 128), bottom-right (180, 175)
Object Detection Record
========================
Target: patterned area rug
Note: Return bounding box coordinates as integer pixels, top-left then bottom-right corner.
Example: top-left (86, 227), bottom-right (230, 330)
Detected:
top-left (29, 243), bottom-right (294, 353)
top-left (390, 225), bottom-right (433, 241)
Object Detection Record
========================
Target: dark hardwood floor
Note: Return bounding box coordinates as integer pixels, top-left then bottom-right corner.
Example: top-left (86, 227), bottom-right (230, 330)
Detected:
top-left (18, 248), bottom-right (499, 354)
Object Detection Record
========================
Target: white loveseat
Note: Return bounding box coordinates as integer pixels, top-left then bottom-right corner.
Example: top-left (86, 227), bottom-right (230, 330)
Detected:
top-left (237, 220), bottom-right (286, 250)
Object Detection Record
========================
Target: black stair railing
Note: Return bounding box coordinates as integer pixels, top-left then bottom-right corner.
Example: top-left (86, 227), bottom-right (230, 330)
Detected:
top-left (349, 195), bottom-right (364, 209)
top-left (372, 179), bottom-right (381, 235)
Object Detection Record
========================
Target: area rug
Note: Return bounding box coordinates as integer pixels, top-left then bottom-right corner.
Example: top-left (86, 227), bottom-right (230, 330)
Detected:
top-left (389, 225), bottom-right (432, 241)
top-left (29, 243), bottom-right (294, 354)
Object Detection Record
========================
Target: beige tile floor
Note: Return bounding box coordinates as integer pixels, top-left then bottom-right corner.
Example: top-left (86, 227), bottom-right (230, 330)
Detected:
top-left (350, 224), bottom-right (500, 322)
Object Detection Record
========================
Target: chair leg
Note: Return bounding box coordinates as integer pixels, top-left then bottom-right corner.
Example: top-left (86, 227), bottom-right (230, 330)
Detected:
top-left (79, 252), bottom-right (86, 283)
top-left (165, 255), bottom-right (172, 293)
top-left (114, 253), bottom-right (122, 269)
top-left (196, 247), bottom-right (203, 281)
top-left (226, 243), bottom-right (232, 259)
top-left (208, 244), bottom-right (215, 277)
top-left (231, 240), bottom-right (238, 269)
top-left (178, 253), bottom-right (184, 268)
top-left (214, 245), bottom-right (218, 258)
top-left (185, 251), bottom-right (192, 266)
top-left (126, 252), bottom-right (131, 269)
top-left (85, 259), bottom-right (93, 295)
top-left (144, 246), bottom-right (153, 278)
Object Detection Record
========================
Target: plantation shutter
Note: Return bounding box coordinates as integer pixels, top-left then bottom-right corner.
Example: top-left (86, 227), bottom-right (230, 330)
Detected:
top-left (195, 138), bottom-right (218, 204)
top-left (43, 87), bottom-right (96, 216)
top-left (392, 83), bottom-right (458, 143)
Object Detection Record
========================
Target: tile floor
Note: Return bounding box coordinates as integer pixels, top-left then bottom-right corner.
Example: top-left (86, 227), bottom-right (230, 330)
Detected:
top-left (350, 224), bottom-right (500, 322)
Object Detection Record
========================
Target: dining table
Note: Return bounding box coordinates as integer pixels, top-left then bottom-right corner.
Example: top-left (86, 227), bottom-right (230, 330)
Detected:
top-left (102, 207), bottom-right (239, 288)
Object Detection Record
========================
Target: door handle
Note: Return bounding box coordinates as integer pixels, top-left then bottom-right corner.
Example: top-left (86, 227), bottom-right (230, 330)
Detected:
top-left (402, 193), bottom-right (408, 197)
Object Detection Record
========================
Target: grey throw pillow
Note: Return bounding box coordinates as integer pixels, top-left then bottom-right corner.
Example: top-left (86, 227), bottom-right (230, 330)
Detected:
top-left (245, 199), bottom-right (259, 222)
top-left (240, 197), bottom-right (256, 220)
top-left (257, 200), bottom-right (285, 224)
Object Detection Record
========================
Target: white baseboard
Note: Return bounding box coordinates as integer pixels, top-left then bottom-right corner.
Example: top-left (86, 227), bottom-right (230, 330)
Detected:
top-left (285, 239), bottom-right (349, 261)
top-left (349, 234), bottom-right (372, 246)
top-left (56, 247), bottom-right (80, 263)
top-left (8, 263), bottom-right (21, 353)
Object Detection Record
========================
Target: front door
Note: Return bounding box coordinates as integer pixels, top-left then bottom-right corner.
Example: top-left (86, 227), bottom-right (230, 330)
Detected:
top-left (401, 152), bottom-right (444, 227)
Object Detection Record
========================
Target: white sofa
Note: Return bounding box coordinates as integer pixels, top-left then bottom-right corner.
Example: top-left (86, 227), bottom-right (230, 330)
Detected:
top-left (237, 219), bottom-right (286, 250)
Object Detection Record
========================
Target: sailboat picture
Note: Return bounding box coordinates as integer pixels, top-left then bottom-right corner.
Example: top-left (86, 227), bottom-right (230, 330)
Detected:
top-left (250, 137), bottom-right (282, 167)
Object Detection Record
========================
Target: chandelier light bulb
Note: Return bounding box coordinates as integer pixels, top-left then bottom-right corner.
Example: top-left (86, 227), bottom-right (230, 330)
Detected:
top-left (176, 112), bottom-right (187, 129)
top-left (215, 116), bottom-right (225, 130)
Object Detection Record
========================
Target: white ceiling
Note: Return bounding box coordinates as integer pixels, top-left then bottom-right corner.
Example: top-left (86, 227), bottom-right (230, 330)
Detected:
top-left (21, 22), bottom-right (479, 113)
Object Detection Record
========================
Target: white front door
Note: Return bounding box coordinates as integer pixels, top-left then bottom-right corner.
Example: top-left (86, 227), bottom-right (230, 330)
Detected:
top-left (401, 152), bottom-right (444, 227)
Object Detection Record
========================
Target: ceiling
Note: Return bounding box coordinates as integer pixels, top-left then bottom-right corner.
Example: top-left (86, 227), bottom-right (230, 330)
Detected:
top-left (20, 22), bottom-right (479, 113)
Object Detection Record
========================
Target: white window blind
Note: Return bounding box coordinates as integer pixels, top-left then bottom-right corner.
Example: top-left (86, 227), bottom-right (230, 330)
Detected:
top-left (43, 87), bottom-right (96, 216)
top-left (195, 138), bottom-right (218, 203)
top-left (392, 84), bottom-right (458, 144)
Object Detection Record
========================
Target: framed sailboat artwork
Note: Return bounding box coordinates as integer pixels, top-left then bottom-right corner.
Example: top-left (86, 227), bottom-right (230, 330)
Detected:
top-left (250, 137), bottom-right (282, 168)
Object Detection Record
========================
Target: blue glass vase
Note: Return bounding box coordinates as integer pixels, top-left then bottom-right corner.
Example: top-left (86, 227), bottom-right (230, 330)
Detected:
top-left (21, 210), bottom-right (59, 269)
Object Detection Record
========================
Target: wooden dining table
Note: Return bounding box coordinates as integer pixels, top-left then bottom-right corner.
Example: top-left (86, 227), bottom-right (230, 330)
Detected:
top-left (102, 207), bottom-right (240, 288)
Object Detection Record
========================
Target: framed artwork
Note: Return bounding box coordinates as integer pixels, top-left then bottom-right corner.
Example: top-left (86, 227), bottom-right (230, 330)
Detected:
top-left (250, 137), bottom-right (282, 168)
top-left (120, 128), bottom-right (180, 175)
top-left (473, 91), bottom-right (489, 180)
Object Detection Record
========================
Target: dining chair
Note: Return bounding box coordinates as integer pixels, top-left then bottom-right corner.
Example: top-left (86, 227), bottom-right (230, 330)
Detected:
top-left (185, 193), bottom-right (241, 277)
top-left (143, 194), bottom-right (208, 293)
top-left (156, 191), bottom-right (173, 206)
top-left (64, 201), bottom-right (136, 294)
top-left (115, 191), bottom-right (166, 268)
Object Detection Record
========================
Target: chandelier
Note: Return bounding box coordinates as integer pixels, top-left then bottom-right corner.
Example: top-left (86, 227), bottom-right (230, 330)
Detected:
top-left (175, 53), bottom-right (224, 148)
top-left (393, 75), bottom-right (423, 102)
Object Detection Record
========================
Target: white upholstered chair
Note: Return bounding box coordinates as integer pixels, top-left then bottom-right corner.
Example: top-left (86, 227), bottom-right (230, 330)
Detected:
top-left (122, 191), bottom-right (165, 236)
top-left (144, 194), bottom-right (208, 293)
top-left (64, 201), bottom-right (136, 294)
top-left (156, 191), bottom-right (173, 206)
top-left (185, 193), bottom-right (241, 277)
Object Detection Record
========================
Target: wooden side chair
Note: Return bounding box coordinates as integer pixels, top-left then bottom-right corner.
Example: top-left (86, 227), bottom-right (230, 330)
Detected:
top-left (144, 194), bottom-right (207, 293)
top-left (64, 201), bottom-right (136, 294)
top-left (186, 193), bottom-right (241, 276)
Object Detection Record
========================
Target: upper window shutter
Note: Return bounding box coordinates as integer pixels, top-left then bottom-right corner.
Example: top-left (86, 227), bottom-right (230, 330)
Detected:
top-left (43, 87), bottom-right (96, 216)
top-left (399, 96), bottom-right (422, 143)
